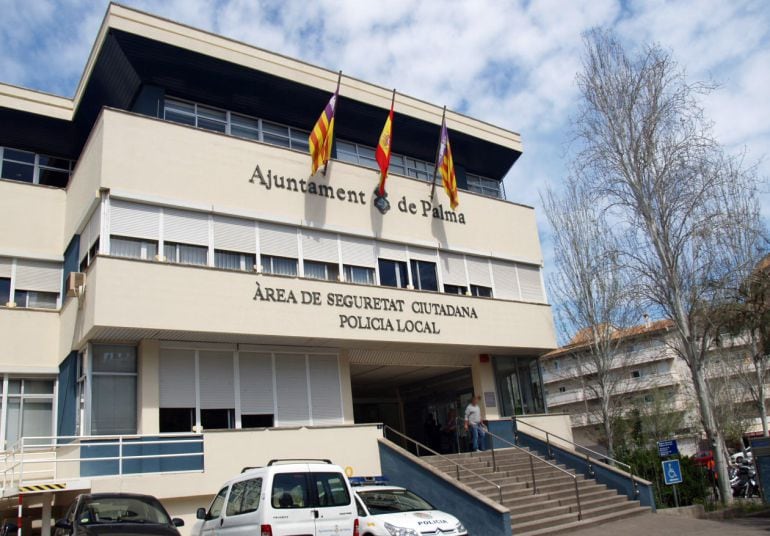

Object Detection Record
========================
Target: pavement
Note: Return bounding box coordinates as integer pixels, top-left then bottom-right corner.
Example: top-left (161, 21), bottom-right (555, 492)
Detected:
top-left (569, 511), bottom-right (770, 535)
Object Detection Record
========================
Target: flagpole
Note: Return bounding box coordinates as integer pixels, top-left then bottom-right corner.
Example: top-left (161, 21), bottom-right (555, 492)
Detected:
top-left (430, 106), bottom-right (447, 201)
top-left (322, 70), bottom-right (343, 177)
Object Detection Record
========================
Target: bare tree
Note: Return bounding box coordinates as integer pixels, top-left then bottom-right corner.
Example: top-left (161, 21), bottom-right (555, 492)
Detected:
top-left (543, 177), bottom-right (639, 459)
top-left (572, 28), bottom-right (767, 503)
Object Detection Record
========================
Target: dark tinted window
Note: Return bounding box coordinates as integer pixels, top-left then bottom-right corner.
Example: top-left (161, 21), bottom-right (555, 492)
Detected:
top-left (272, 473), bottom-right (309, 509)
top-left (77, 496), bottom-right (172, 525)
top-left (201, 409), bottom-right (234, 430)
top-left (1, 278), bottom-right (11, 304)
top-left (241, 414), bottom-right (274, 428)
top-left (470, 285), bottom-right (492, 298)
top-left (444, 285), bottom-right (466, 295)
top-left (159, 408), bottom-right (194, 433)
top-left (378, 259), bottom-right (408, 288)
top-left (410, 260), bottom-right (438, 291)
top-left (314, 473), bottom-right (350, 507)
top-left (2, 161), bottom-right (33, 182)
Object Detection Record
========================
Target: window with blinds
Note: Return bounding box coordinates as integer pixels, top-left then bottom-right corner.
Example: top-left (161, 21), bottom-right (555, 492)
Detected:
top-left (440, 252), bottom-right (467, 287)
top-left (78, 205), bottom-right (101, 269)
top-left (309, 355), bottom-right (343, 425)
top-left (518, 264), bottom-right (545, 302)
top-left (491, 260), bottom-right (521, 300)
top-left (274, 354), bottom-right (310, 425)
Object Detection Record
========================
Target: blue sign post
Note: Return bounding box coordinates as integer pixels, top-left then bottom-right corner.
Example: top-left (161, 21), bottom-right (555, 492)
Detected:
top-left (662, 459), bottom-right (683, 507)
top-left (658, 439), bottom-right (679, 458)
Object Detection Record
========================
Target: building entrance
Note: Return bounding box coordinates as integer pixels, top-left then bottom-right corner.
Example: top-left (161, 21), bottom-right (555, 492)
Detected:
top-left (349, 349), bottom-right (475, 455)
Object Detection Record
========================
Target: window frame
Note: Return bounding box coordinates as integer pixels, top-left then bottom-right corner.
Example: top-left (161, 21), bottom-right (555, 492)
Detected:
top-left (0, 146), bottom-right (73, 187)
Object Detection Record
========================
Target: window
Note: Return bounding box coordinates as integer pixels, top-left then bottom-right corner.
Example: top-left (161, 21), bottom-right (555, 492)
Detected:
top-left (343, 265), bottom-right (375, 285)
top-left (207, 487), bottom-right (228, 519)
top-left (164, 242), bottom-right (208, 266)
top-left (201, 409), bottom-right (235, 430)
top-left (241, 414), bottom-right (274, 428)
top-left (111, 236), bottom-right (158, 260)
top-left (444, 284), bottom-right (467, 295)
top-left (262, 255), bottom-right (298, 276)
top-left (378, 259), bottom-right (408, 288)
top-left (631, 370), bottom-right (641, 379)
top-left (14, 290), bottom-right (58, 309)
top-left (314, 472), bottom-right (351, 507)
top-left (0, 146), bottom-right (72, 187)
top-left (304, 260), bottom-right (338, 281)
top-left (215, 250), bottom-right (256, 271)
top-left (1, 278), bottom-right (11, 305)
top-left (466, 173), bottom-right (502, 198)
top-left (5, 379), bottom-right (55, 448)
top-left (272, 473), bottom-right (310, 508)
top-left (159, 408), bottom-right (195, 433)
top-left (91, 345), bottom-right (137, 436)
top-left (226, 478), bottom-right (263, 516)
top-left (494, 356), bottom-right (545, 416)
top-left (80, 238), bottom-right (100, 272)
top-left (470, 285), bottom-right (493, 298)
top-left (410, 259), bottom-right (438, 291)
top-left (558, 386), bottom-right (566, 393)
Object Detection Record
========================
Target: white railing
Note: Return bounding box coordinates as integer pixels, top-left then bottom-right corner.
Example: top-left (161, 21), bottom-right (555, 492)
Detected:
top-left (0, 433), bottom-right (204, 490)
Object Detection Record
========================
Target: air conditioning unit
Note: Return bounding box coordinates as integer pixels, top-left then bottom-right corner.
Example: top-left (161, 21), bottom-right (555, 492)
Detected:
top-left (66, 272), bottom-right (86, 297)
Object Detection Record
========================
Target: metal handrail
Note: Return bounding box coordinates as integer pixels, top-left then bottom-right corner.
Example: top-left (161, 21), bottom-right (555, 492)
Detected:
top-left (514, 418), bottom-right (639, 498)
top-left (382, 426), bottom-right (504, 503)
top-left (481, 425), bottom-right (583, 521)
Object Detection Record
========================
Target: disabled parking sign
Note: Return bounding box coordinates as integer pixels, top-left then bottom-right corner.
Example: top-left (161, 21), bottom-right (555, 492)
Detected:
top-left (662, 459), bottom-right (683, 485)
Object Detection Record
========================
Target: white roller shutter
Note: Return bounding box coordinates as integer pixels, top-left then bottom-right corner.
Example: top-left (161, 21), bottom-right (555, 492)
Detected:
top-left (164, 208), bottom-right (209, 245)
top-left (467, 256), bottom-right (492, 286)
top-left (199, 350), bottom-right (235, 409)
top-left (214, 216), bottom-right (256, 253)
top-left (309, 355), bottom-right (342, 425)
top-left (440, 252), bottom-right (467, 286)
top-left (79, 207), bottom-right (101, 261)
top-left (111, 200), bottom-right (160, 239)
top-left (15, 259), bottom-right (61, 292)
top-left (301, 229), bottom-right (338, 263)
top-left (239, 352), bottom-right (274, 414)
top-left (518, 264), bottom-right (544, 302)
top-left (260, 223), bottom-right (298, 258)
top-left (0, 257), bottom-right (11, 278)
top-left (275, 353), bottom-right (309, 425)
top-left (376, 242), bottom-right (407, 261)
top-left (408, 246), bottom-right (437, 262)
top-left (159, 349), bottom-right (196, 407)
top-left (341, 236), bottom-right (376, 267)
top-left (491, 260), bottom-right (520, 300)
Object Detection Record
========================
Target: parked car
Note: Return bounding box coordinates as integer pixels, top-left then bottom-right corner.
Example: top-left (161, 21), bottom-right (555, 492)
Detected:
top-left (53, 493), bottom-right (184, 536)
top-left (353, 484), bottom-right (467, 536)
top-left (730, 447), bottom-right (753, 465)
top-left (195, 459), bottom-right (356, 536)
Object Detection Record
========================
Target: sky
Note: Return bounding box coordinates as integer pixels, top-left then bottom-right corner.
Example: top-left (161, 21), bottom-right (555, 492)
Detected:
top-left (1, 0), bottom-right (769, 310)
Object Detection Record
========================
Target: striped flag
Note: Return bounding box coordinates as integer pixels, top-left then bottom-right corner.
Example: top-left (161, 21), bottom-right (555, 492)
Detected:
top-left (437, 118), bottom-right (459, 209)
top-left (375, 91), bottom-right (395, 196)
top-left (309, 73), bottom-right (341, 175)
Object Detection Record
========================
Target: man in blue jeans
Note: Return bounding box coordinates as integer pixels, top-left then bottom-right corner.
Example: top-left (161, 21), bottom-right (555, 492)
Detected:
top-left (464, 395), bottom-right (486, 451)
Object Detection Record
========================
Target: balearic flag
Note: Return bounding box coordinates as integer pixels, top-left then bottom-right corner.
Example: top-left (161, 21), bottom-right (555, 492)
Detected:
top-left (375, 90), bottom-right (396, 196)
top-left (309, 72), bottom-right (341, 175)
top-left (437, 117), bottom-right (459, 209)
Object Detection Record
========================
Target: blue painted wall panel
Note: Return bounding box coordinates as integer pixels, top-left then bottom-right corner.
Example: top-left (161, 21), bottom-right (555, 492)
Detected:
top-left (378, 441), bottom-right (510, 536)
top-left (79, 436), bottom-right (203, 477)
top-left (57, 352), bottom-right (78, 438)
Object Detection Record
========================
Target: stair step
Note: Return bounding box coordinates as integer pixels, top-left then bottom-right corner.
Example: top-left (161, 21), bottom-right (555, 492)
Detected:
top-left (511, 500), bottom-right (644, 533)
top-left (515, 507), bottom-right (651, 536)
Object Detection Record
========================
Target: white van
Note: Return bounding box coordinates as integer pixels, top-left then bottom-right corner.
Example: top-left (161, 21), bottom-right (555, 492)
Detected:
top-left (195, 459), bottom-right (357, 536)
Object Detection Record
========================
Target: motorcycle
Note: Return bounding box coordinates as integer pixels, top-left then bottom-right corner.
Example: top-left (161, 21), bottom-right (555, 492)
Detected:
top-left (730, 462), bottom-right (760, 498)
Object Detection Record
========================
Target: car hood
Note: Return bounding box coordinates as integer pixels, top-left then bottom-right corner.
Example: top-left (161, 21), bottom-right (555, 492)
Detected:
top-left (76, 524), bottom-right (179, 536)
top-left (372, 510), bottom-right (460, 532)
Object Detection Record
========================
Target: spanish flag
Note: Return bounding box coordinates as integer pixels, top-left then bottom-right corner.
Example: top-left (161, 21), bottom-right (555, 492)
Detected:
top-left (375, 90), bottom-right (396, 196)
top-left (309, 73), bottom-right (341, 175)
top-left (437, 118), bottom-right (459, 209)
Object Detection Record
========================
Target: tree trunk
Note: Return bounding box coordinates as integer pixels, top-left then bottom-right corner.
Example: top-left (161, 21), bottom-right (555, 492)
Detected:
top-left (691, 363), bottom-right (733, 504)
top-left (602, 397), bottom-right (615, 460)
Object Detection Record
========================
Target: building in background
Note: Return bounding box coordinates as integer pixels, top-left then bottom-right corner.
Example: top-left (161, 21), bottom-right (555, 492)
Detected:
top-left (0, 4), bottom-right (557, 534)
top-left (541, 320), bottom-right (768, 456)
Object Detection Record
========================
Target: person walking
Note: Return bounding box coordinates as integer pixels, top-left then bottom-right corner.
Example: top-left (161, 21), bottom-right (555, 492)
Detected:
top-left (464, 395), bottom-right (486, 452)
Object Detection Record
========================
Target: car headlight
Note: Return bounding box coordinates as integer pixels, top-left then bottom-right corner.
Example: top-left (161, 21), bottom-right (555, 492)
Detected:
top-left (455, 521), bottom-right (466, 533)
top-left (383, 522), bottom-right (418, 536)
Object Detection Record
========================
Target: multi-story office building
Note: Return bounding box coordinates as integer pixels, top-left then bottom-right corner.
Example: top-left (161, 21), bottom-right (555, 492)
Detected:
top-left (541, 320), bottom-right (768, 455)
top-left (0, 4), bottom-right (556, 533)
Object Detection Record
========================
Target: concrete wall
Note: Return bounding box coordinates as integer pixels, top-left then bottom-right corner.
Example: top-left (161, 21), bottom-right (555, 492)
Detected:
top-left (0, 180), bottom-right (65, 258)
top-left (83, 256), bottom-right (556, 352)
top-left (0, 308), bottom-right (61, 371)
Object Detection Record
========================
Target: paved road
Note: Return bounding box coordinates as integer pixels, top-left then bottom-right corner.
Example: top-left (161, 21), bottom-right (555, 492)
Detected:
top-left (570, 512), bottom-right (770, 535)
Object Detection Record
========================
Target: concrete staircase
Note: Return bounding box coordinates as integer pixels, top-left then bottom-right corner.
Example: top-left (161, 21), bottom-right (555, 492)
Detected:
top-left (423, 448), bottom-right (650, 535)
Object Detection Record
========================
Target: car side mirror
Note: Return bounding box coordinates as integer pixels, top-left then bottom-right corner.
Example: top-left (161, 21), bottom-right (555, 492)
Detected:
top-left (2, 523), bottom-right (18, 536)
top-left (172, 518), bottom-right (185, 527)
top-left (196, 508), bottom-right (207, 520)
top-left (54, 520), bottom-right (71, 531)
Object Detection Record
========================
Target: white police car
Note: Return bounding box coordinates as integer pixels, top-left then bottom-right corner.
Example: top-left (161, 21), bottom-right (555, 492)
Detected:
top-left (351, 479), bottom-right (467, 536)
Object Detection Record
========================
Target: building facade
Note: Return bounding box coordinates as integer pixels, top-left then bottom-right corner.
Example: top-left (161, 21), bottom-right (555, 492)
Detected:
top-left (541, 320), bottom-right (769, 455)
top-left (0, 4), bottom-right (557, 532)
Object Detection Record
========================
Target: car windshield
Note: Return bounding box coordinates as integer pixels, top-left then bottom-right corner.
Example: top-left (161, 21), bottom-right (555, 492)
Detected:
top-left (357, 489), bottom-right (433, 515)
top-left (78, 497), bottom-right (172, 525)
